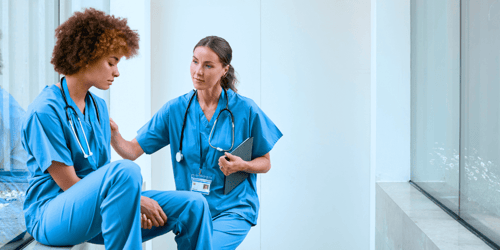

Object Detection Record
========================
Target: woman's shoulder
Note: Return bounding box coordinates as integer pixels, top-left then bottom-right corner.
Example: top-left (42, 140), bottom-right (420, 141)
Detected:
top-left (230, 90), bottom-right (259, 110)
top-left (26, 85), bottom-right (64, 119)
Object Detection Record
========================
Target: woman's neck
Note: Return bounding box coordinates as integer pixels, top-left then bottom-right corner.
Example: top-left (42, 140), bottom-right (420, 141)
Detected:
top-left (64, 75), bottom-right (91, 113)
top-left (197, 85), bottom-right (222, 108)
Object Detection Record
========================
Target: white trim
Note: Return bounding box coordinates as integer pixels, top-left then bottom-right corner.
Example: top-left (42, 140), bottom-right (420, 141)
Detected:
top-left (2, 0), bottom-right (10, 171)
top-left (38, 0), bottom-right (46, 93)
top-left (369, 0), bottom-right (377, 248)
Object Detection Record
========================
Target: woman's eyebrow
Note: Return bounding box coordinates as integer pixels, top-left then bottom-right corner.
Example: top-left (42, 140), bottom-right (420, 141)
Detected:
top-left (193, 56), bottom-right (214, 64)
top-left (110, 56), bottom-right (119, 62)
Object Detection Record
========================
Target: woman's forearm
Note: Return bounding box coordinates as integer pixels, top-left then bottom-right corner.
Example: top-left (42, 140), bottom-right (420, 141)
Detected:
top-left (47, 161), bottom-right (81, 191)
top-left (243, 153), bottom-right (271, 174)
top-left (111, 132), bottom-right (144, 161)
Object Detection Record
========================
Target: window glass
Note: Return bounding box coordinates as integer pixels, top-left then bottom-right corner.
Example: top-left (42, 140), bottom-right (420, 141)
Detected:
top-left (460, 0), bottom-right (500, 244)
top-left (410, 0), bottom-right (461, 213)
top-left (0, 0), bottom-right (58, 246)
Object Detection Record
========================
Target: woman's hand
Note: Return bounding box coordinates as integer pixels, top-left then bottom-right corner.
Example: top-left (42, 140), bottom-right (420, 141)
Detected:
top-left (218, 152), bottom-right (247, 176)
top-left (109, 118), bottom-right (119, 136)
top-left (109, 118), bottom-right (145, 161)
top-left (141, 213), bottom-right (152, 229)
top-left (140, 196), bottom-right (167, 229)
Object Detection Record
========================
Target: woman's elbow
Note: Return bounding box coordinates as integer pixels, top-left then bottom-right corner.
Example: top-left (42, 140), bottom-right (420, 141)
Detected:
top-left (262, 162), bottom-right (271, 173)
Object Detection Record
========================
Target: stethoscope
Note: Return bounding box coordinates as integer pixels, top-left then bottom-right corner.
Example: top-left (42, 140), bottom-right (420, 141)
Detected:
top-left (176, 88), bottom-right (235, 162)
top-left (60, 77), bottom-right (101, 159)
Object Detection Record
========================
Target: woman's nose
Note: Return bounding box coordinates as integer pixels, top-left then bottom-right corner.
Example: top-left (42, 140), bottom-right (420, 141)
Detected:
top-left (195, 65), bottom-right (203, 76)
top-left (114, 67), bottom-right (120, 77)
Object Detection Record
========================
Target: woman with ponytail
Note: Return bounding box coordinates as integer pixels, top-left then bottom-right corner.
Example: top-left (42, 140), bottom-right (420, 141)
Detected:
top-left (111, 36), bottom-right (282, 249)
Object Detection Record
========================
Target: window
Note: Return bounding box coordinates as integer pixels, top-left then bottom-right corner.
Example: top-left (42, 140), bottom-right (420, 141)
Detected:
top-left (0, 0), bottom-right (59, 247)
top-left (411, 0), bottom-right (500, 247)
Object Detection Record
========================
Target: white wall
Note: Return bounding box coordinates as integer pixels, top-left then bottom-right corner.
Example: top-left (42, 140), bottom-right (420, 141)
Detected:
top-left (374, 0), bottom-right (411, 182)
top-left (151, 0), bottom-right (371, 249)
top-left (109, 0), bottom-right (152, 186)
top-left (261, 1), bottom-right (371, 249)
top-left (370, 1), bottom-right (411, 248)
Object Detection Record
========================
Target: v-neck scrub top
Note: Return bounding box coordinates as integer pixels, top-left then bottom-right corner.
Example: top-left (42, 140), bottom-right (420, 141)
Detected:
top-left (21, 82), bottom-right (110, 232)
top-left (136, 89), bottom-right (282, 225)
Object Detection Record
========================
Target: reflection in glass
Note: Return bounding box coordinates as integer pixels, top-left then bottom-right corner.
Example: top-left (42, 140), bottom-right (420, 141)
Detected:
top-left (410, 0), bottom-right (461, 213)
top-left (0, 0), bottom-right (59, 246)
top-left (460, 0), bottom-right (500, 245)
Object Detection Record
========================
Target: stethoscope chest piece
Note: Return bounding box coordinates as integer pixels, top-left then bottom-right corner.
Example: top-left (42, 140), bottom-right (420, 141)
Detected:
top-left (176, 151), bottom-right (184, 162)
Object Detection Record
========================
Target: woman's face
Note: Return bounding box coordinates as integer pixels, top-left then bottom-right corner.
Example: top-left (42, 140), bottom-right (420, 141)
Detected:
top-left (190, 46), bottom-right (228, 91)
top-left (82, 53), bottom-right (123, 90)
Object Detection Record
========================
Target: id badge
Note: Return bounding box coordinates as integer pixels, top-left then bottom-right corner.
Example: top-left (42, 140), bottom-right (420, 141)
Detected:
top-left (191, 174), bottom-right (213, 195)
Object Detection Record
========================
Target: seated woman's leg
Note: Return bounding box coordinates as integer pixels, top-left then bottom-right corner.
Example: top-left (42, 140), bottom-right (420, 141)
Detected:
top-left (33, 160), bottom-right (143, 250)
top-left (140, 190), bottom-right (213, 250)
top-left (212, 212), bottom-right (252, 250)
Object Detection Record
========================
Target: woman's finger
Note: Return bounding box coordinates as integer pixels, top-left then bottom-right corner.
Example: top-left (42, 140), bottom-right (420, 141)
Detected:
top-left (150, 215), bottom-right (160, 227)
top-left (160, 210), bottom-right (168, 226)
top-left (155, 214), bottom-right (164, 227)
top-left (141, 214), bottom-right (147, 229)
top-left (148, 218), bottom-right (153, 229)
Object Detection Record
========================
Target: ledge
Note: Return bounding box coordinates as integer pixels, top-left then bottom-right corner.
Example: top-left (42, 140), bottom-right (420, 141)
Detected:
top-left (22, 240), bottom-right (104, 250)
top-left (376, 182), bottom-right (492, 250)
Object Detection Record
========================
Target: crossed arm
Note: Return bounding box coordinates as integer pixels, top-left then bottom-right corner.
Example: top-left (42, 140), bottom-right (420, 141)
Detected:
top-left (47, 161), bottom-right (166, 229)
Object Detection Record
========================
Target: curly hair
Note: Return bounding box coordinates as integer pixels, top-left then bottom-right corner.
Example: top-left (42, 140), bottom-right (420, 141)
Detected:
top-left (51, 8), bottom-right (139, 75)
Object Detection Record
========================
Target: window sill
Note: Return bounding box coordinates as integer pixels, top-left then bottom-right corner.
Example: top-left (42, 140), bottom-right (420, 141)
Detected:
top-left (376, 182), bottom-right (491, 250)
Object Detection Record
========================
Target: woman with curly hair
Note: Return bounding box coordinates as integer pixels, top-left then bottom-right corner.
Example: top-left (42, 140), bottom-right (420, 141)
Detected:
top-left (21, 8), bottom-right (213, 249)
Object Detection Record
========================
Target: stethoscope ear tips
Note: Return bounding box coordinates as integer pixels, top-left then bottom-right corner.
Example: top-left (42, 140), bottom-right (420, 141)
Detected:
top-left (176, 151), bottom-right (184, 162)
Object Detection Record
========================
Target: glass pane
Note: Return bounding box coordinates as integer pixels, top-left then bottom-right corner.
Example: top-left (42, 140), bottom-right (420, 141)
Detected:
top-left (0, 0), bottom-right (59, 246)
top-left (410, 0), bottom-right (461, 213)
top-left (460, 0), bottom-right (500, 245)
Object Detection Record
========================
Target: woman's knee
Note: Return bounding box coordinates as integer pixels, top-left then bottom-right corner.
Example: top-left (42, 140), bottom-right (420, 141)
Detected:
top-left (182, 192), bottom-right (209, 211)
top-left (107, 159), bottom-right (142, 186)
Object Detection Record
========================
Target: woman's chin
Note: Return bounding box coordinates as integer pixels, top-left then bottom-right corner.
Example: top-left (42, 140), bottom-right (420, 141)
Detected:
top-left (193, 82), bottom-right (204, 90)
top-left (95, 84), bottom-right (111, 90)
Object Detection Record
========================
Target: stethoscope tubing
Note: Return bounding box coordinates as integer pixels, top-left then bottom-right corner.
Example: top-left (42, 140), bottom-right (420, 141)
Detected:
top-left (176, 88), bottom-right (235, 163)
top-left (60, 77), bottom-right (100, 159)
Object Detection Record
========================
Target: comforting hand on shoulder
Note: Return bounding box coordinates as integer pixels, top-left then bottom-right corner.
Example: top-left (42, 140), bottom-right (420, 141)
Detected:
top-left (109, 118), bottom-right (119, 135)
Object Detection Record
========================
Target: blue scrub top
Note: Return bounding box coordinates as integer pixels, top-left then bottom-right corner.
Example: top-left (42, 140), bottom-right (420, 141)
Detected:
top-left (21, 80), bottom-right (111, 232)
top-left (137, 89), bottom-right (282, 225)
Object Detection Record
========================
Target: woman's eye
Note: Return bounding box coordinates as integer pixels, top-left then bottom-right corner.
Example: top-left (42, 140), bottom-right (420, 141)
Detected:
top-left (193, 60), bottom-right (198, 64)
top-left (109, 63), bottom-right (114, 67)
top-left (206, 65), bottom-right (212, 69)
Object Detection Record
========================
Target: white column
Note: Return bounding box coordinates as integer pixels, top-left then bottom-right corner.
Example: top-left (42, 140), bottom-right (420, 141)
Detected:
top-left (2, 0), bottom-right (10, 171)
top-left (370, 0), bottom-right (377, 248)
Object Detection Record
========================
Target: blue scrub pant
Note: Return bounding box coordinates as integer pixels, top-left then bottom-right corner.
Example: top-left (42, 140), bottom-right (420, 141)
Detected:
top-left (212, 212), bottom-right (252, 250)
top-left (30, 160), bottom-right (213, 250)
